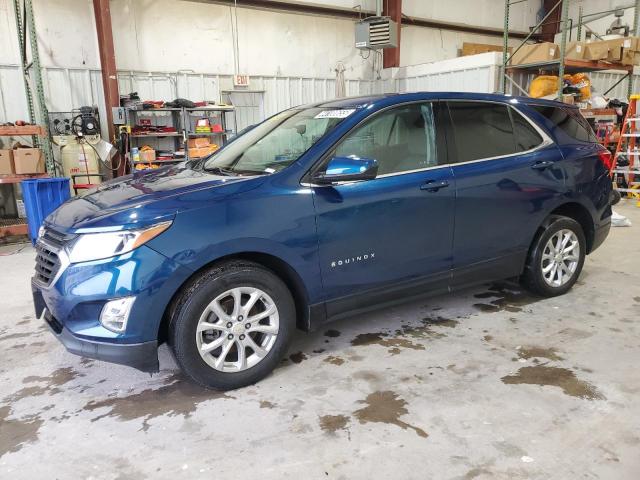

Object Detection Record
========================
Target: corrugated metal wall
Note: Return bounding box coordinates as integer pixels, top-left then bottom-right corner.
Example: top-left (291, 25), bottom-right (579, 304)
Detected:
top-left (393, 64), bottom-right (501, 94)
top-left (2, 61), bottom-right (637, 138)
top-left (505, 69), bottom-right (640, 100)
top-left (0, 65), bottom-right (377, 134)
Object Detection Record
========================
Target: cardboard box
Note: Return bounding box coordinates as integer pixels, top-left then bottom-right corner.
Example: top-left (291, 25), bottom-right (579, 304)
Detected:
top-left (188, 145), bottom-right (218, 158)
top-left (612, 37), bottom-right (640, 65)
top-left (140, 148), bottom-right (156, 162)
top-left (583, 40), bottom-right (610, 61)
top-left (187, 137), bottom-right (210, 149)
top-left (565, 41), bottom-right (586, 60)
top-left (461, 42), bottom-right (510, 57)
top-left (0, 149), bottom-right (14, 175)
top-left (510, 42), bottom-right (559, 65)
top-left (13, 148), bottom-right (44, 174)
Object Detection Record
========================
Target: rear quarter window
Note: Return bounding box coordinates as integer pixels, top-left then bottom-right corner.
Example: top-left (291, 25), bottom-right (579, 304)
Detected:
top-left (531, 105), bottom-right (597, 143)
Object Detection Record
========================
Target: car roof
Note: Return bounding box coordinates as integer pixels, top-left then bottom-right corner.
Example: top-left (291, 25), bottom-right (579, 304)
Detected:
top-left (305, 92), bottom-right (570, 110)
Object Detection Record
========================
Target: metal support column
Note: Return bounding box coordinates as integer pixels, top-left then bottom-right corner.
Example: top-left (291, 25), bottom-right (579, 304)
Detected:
top-left (576, 5), bottom-right (583, 40)
top-left (557, 0), bottom-right (570, 100)
top-left (13, 0), bottom-right (54, 173)
top-left (383, 0), bottom-right (402, 69)
top-left (502, 0), bottom-right (510, 93)
top-left (93, 0), bottom-right (123, 176)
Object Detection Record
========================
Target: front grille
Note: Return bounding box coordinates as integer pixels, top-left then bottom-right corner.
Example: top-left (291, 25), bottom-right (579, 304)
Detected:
top-left (34, 227), bottom-right (76, 287)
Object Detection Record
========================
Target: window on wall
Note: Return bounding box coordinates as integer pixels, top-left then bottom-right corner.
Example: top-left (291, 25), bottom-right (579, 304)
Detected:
top-left (333, 103), bottom-right (438, 175)
top-left (447, 102), bottom-right (517, 163)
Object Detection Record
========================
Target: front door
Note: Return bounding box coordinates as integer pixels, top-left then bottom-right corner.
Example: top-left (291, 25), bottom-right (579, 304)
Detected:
top-left (311, 102), bottom-right (455, 317)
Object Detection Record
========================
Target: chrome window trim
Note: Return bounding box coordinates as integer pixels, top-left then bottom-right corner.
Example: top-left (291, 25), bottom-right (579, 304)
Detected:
top-left (301, 97), bottom-right (555, 187)
top-left (445, 99), bottom-right (554, 167)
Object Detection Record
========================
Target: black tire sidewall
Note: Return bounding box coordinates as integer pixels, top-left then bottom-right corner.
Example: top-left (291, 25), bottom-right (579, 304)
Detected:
top-left (527, 217), bottom-right (586, 297)
top-left (170, 263), bottom-right (295, 390)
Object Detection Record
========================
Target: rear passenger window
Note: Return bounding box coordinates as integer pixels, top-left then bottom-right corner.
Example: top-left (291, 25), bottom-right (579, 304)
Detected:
top-left (448, 102), bottom-right (516, 162)
top-left (532, 106), bottom-right (597, 142)
top-left (511, 109), bottom-right (544, 151)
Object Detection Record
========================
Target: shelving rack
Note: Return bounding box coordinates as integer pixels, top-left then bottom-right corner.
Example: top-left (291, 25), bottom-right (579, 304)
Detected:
top-left (502, 0), bottom-right (640, 99)
top-left (125, 106), bottom-right (236, 171)
top-left (127, 108), bottom-right (185, 170)
top-left (0, 125), bottom-right (49, 241)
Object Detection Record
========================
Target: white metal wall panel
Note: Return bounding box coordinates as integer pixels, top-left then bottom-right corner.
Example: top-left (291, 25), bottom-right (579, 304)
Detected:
top-left (395, 65), bottom-right (498, 94)
top-left (0, 65), bottom-right (28, 126)
top-left (505, 69), bottom-right (639, 101)
top-left (590, 70), bottom-right (640, 101)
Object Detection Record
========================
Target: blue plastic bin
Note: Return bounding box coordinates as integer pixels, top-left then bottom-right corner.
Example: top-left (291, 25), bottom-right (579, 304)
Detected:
top-left (21, 178), bottom-right (71, 244)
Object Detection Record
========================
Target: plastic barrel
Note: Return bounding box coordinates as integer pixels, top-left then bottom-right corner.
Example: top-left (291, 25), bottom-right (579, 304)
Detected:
top-left (21, 178), bottom-right (71, 244)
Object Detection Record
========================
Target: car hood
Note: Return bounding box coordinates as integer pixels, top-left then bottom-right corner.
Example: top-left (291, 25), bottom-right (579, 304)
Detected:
top-left (47, 164), bottom-right (256, 232)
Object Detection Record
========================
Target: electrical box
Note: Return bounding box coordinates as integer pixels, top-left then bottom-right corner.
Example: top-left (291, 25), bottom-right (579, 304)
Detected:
top-left (355, 16), bottom-right (398, 50)
top-left (112, 107), bottom-right (126, 125)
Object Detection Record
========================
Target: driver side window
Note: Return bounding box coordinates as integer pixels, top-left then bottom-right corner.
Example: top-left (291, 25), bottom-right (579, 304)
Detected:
top-left (334, 103), bottom-right (437, 176)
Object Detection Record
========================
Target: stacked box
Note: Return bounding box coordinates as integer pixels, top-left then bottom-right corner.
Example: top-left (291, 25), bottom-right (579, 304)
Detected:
top-left (0, 149), bottom-right (14, 174)
top-left (510, 42), bottom-right (559, 65)
top-left (13, 148), bottom-right (44, 174)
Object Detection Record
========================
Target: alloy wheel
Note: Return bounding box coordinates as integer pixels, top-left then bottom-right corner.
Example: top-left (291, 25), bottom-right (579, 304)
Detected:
top-left (195, 287), bottom-right (279, 372)
top-left (541, 229), bottom-right (580, 287)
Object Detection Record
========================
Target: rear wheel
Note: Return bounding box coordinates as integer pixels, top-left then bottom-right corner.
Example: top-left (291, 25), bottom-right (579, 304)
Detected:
top-left (169, 261), bottom-right (295, 390)
top-left (521, 215), bottom-right (586, 297)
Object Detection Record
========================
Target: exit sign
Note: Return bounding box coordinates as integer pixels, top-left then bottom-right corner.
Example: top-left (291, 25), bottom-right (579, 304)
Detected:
top-left (234, 74), bottom-right (250, 87)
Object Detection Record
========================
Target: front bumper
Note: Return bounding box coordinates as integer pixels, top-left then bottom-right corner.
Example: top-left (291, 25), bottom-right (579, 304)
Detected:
top-left (40, 307), bottom-right (159, 372)
top-left (31, 243), bottom-right (193, 372)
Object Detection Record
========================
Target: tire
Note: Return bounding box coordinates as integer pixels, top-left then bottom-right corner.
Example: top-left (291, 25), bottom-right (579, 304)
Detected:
top-left (169, 260), bottom-right (295, 390)
top-left (521, 215), bottom-right (586, 297)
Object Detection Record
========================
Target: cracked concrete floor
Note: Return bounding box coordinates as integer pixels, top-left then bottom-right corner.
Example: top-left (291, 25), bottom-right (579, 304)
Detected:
top-left (1, 201), bottom-right (639, 480)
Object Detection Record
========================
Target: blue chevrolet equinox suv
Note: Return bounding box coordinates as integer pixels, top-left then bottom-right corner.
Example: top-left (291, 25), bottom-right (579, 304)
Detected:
top-left (32, 92), bottom-right (614, 389)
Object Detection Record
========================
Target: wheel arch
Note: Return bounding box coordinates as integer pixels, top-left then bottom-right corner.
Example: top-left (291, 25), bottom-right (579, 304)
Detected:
top-left (158, 252), bottom-right (313, 343)
top-left (525, 201), bottom-right (594, 271)
top-left (547, 202), bottom-right (595, 253)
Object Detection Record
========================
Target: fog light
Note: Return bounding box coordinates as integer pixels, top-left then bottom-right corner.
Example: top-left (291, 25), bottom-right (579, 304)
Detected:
top-left (100, 297), bottom-right (136, 333)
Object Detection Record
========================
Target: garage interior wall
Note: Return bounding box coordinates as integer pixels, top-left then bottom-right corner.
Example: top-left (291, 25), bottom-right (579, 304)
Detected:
top-left (1, 0), bottom-right (542, 131)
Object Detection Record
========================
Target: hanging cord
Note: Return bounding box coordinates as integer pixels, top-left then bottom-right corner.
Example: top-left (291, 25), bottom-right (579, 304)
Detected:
top-left (81, 136), bottom-right (123, 172)
top-left (229, 2), bottom-right (241, 75)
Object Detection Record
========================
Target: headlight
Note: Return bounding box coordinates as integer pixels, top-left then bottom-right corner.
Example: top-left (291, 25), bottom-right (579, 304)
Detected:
top-left (66, 221), bottom-right (172, 263)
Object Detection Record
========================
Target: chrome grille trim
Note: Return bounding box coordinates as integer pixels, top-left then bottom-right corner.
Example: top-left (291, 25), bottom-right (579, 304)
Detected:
top-left (33, 227), bottom-right (75, 289)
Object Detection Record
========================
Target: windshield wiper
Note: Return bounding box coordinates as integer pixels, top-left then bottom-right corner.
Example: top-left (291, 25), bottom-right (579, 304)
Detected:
top-left (205, 166), bottom-right (235, 176)
top-left (232, 169), bottom-right (270, 176)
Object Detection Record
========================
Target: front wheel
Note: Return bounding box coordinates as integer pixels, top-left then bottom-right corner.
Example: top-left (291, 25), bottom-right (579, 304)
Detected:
top-left (521, 215), bottom-right (586, 297)
top-left (169, 261), bottom-right (295, 390)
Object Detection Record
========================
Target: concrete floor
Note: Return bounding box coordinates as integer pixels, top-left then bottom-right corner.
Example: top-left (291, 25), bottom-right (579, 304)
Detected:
top-left (1, 201), bottom-right (639, 480)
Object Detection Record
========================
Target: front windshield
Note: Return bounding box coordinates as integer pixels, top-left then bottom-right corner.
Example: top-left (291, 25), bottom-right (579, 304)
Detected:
top-left (203, 107), bottom-right (355, 175)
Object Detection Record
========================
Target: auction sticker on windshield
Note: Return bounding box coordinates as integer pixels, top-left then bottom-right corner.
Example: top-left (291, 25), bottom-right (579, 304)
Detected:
top-left (314, 109), bottom-right (356, 119)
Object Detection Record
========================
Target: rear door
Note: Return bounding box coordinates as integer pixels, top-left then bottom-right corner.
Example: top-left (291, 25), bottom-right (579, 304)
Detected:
top-left (444, 100), bottom-right (566, 287)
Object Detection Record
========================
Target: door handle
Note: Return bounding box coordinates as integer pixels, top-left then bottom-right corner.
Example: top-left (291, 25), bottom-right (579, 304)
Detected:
top-left (420, 179), bottom-right (450, 192)
top-left (531, 160), bottom-right (554, 170)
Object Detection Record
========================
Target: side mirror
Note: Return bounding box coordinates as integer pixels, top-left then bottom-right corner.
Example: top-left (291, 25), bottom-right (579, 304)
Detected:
top-left (312, 156), bottom-right (378, 184)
